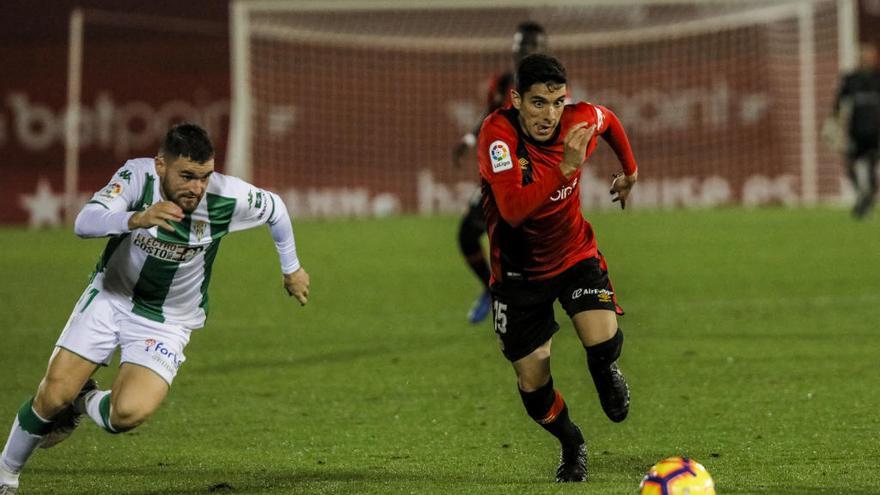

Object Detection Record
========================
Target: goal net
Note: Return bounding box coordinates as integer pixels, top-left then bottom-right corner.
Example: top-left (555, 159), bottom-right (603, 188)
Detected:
top-left (229, 0), bottom-right (855, 217)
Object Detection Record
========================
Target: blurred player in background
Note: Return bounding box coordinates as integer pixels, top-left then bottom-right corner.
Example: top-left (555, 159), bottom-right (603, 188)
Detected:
top-left (0, 124), bottom-right (310, 494)
top-left (832, 43), bottom-right (880, 218)
top-left (452, 21), bottom-right (547, 324)
top-left (479, 54), bottom-right (638, 482)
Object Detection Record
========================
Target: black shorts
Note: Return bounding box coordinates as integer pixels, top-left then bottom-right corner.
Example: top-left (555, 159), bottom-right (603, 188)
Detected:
top-left (461, 188), bottom-right (486, 232)
top-left (490, 257), bottom-right (621, 362)
top-left (848, 135), bottom-right (879, 162)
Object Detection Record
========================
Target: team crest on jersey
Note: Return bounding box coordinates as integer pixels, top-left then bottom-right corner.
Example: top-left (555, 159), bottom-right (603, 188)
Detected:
top-left (489, 140), bottom-right (513, 172)
top-left (193, 221), bottom-right (208, 241)
top-left (97, 181), bottom-right (124, 200)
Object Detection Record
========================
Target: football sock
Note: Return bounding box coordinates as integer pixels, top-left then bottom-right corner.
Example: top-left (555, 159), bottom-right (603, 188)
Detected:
top-left (0, 398), bottom-right (53, 473)
top-left (519, 377), bottom-right (584, 447)
top-left (458, 218), bottom-right (491, 288)
top-left (84, 390), bottom-right (118, 434)
top-left (585, 329), bottom-right (624, 374)
top-left (465, 252), bottom-right (491, 289)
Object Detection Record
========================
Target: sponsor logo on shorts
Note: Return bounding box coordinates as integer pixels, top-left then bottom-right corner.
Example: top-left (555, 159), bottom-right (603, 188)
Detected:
top-left (572, 287), bottom-right (613, 302)
top-left (134, 233), bottom-right (206, 263)
top-left (144, 339), bottom-right (183, 373)
top-left (489, 140), bottom-right (513, 173)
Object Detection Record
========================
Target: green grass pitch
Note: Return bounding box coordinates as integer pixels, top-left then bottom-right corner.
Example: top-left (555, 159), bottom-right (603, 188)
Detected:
top-left (1, 208), bottom-right (878, 494)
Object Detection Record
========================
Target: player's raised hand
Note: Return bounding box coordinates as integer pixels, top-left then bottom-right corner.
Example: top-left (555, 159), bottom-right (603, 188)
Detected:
top-left (560, 122), bottom-right (596, 177)
top-left (283, 267), bottom-right (310, 306)
top-left (128, 201), bottom-right (184, 232)
top-left (610, 171), bottom-right (638, 209)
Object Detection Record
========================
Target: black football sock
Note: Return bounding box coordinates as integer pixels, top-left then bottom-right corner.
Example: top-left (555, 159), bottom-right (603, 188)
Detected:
top-left (585, 329), bottom-right (623, 374)
top-left (465, 252), bottom-right (491, 289)
top-left (519, 377), bottom-right (584, 446)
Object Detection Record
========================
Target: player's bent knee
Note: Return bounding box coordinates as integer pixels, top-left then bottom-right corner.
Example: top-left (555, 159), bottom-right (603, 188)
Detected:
top-left (515, 347), bottom-right (553, 392)
top-left (33, 376), bottom-right (79, 417)
top-left (109, 404), bottom-right (153, 432)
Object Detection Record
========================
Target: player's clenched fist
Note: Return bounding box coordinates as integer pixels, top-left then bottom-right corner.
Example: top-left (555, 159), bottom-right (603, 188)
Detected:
top-left (128, 201), bottom-right (184, 232)
top-left (560, 122), bottom-right (596, 178)
top-left (284, 267), bottom-right (310, 306)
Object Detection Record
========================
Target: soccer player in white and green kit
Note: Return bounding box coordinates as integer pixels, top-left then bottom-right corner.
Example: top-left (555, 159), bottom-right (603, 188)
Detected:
top-left (0, 124), bottom-right (310, 494)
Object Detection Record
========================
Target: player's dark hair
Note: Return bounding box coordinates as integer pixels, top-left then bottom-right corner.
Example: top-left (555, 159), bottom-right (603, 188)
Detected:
top-left (160, 123), bottom-right (214, 163)
top-left (516, 21), bottom-right (545, 37)
top-left (515, 53), bottom-right (566, 95)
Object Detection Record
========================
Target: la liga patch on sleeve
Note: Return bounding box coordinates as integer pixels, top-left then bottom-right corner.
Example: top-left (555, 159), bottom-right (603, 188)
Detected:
top-left (489, 140), bottom-right (514, 173)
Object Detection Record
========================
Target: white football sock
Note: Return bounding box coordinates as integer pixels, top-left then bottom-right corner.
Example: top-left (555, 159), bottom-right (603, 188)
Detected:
top-left (84, 390), bottom-right (117, 433)
top-left (0, 405), bottom-right (51, 474)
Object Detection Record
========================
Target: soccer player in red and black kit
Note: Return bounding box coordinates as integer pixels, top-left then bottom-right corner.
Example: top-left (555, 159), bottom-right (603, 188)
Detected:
top-left (453, 22), bottom-right (547, 324)
top-left (478, 54), bottom-right (638, 482)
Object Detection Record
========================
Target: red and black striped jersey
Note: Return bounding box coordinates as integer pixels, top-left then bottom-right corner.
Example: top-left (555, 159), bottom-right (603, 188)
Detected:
top-left (478, 102), bottom-right (637, 283)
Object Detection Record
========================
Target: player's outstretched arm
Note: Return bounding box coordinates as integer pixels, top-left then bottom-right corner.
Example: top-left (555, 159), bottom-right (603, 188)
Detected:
top-left (596, 107), bottom-right (638, 209)
top-left (264, 193), bottom-right (309, 306)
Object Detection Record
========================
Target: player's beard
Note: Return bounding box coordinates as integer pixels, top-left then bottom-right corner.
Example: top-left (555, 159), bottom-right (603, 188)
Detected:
top-left (176, 194), bottom-right (201, 213)
top-left (162, 181), bottom-right (202, 213)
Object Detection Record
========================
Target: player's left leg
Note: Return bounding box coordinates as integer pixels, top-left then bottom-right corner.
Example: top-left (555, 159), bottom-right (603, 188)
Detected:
top-left (512, 340), bottom-right (587, 482)
top-left (560, 258), bottom-right (630, 423)
top-left (78, 318), bottom-right (189, 434)
top-left (492, 279), bottom-right (586, 482)
top-left (77, 363), bottom-right (169, 434)
top-left (571, 310), bottom-right (629, 422)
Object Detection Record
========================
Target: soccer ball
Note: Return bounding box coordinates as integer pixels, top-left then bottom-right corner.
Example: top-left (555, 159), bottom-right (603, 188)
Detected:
top-left (639, 456), bottom-right (716, 495)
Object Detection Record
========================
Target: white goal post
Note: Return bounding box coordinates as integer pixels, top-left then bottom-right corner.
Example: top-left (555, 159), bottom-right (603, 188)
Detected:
top-left (228, 0), bottom-right (857, 217)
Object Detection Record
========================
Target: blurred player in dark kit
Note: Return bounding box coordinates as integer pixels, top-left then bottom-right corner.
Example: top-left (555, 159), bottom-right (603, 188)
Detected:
top-left (452, 22), bottom-right (547, 324)
top-left (833, 43), bottom-right (880, 218)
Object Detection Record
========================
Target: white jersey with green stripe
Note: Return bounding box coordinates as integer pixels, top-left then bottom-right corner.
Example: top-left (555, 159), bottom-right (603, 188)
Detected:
top-left (87, 158), bottom-right (283, 329)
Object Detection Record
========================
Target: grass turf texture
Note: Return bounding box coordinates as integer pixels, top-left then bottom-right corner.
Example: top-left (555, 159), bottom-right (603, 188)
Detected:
top-left (0, 208), bottom-right (878, 494)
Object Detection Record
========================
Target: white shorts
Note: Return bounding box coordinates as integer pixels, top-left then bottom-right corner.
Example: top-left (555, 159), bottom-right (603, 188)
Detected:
top-left (55, 288), bottom-right (191, 386)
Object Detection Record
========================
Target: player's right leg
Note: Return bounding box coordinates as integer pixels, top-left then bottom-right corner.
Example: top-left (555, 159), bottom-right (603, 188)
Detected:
top-left (512, 341), bottom-right (587, 482)
top-left (0, 349), bottom-right (98, 492)
top-left (492, 281), bottom-right (586, 482)
top-left (458, 193), bottom-right (491, 323)
top-left (864, 147), bottom-right (879, 215)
